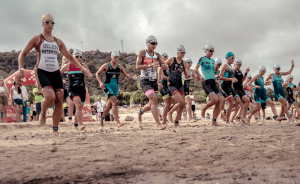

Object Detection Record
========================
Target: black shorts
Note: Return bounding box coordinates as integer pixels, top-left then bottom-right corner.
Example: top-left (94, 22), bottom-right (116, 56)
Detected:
top-left (221, 83), bottom-right (238, 100)
top-left (36, 103), bottom-right (41, 115)
top-left (68, 88), bottom-right (86, 103)
top-left (32, 111), bottom-right (37, 116)
top-left (202, 79), bottom-right (220, 95)
top-left (140, 79), bottom-right (159, 95)
top-left (192, 104), bottom-right (195, 111)
top-left (261, 102), bottom-right (267, 110)
top-left (168, 80), bottom-right (184, 95)
top-left (37, 69), bottom-right (63, 91)
top-left (287, 95), bottom-right (296, 105)
top-left (159, 81), bottom-right (172, 99)
top-left (235, 90), bottom-right (246, 99)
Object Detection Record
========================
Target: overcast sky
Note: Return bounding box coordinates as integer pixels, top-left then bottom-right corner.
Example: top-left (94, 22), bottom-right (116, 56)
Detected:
top-left (1, 0), bottom-right (300, 84)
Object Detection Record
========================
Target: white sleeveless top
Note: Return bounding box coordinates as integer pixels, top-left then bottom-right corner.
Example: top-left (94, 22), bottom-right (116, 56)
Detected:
top-left (37, 35), bottom-right (60, 72)
top-left (13, 88), bottom-right (22, 99)
top-left (32, 104), bottom-right (36, 111)
top-left (140, 50), bottom-right (158, 81)
top-left (0, 87), bottom-right (4, 94)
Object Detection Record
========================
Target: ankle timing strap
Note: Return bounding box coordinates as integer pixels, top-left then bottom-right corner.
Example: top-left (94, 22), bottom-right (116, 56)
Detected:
top-left (273, 115), bottom-right (278, 120)
top-left (68, 117), bottom-right (72, 120)
top-left (212, 118), bottom-right (216, 122)
top-left (52, 126), bottom-right (58, 130)
top-left (74, 124), bottom-right (78, 127)
top-left (139, 108), bottom-right (143, 115)
top-left (223, 109), bottom-right (226, 113)
top-left (174, 120), bottom-right (179, 124)
top-left (101, 117), bottom-right (104, 120)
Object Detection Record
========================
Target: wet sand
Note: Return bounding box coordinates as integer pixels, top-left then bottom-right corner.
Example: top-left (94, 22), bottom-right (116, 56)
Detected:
top-left (1, 107), bottom-right (300, 183)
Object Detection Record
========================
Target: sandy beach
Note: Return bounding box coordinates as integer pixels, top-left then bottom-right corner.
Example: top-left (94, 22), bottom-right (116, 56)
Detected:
top-left (1, 106), bottom-right (300, 183)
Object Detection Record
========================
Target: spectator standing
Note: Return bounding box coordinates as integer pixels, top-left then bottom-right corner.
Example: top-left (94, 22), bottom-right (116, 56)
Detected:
top-left (20, 80), bottom-right (28, 122)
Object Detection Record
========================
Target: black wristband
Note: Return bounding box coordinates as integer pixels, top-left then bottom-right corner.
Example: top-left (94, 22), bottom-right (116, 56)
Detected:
top-left (245, 73), bottom-right (248, 76)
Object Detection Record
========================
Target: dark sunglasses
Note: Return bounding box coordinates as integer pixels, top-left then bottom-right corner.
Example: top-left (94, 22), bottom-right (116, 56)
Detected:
top-left (216, 63), bottom-right (222, 66)
top-left (75, 56), bottom-right (83, 58)
top-left (44, 21), bottom-right (55, 25)
top-left (150, 42), bottom-right (158, 45)
top-left (275, 68), bottom-right (281, 70)
top-left (209, 50), bottom-right (214, 52)
top-left (187, 62), bottom-right (192, 64)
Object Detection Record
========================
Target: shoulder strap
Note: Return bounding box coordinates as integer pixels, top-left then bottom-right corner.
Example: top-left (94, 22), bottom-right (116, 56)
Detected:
top-left (198, 57), bottom-right (203, 64)
top-left (108, 63), bottom-right (111, 68)
top-left (54, 37), bottom-right (59, 46)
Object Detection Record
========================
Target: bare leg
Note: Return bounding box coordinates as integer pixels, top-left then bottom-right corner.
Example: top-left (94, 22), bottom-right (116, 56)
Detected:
top-left (266, 99), bottom-right (284, 121)
top-left (225, 97), bottom-right (235, 124)
top-left (185, 96), bottom-right (196, 121)
top-left (219, 96), bottom-right (226, 121)
top-left (67, 97), bottom-right (74, 123)
top-left (101, 101), bottom-right (112, 127)
top-left (147, 93), bottom-right (165, 129)
top-left (207, 93), bottom-right (220, 126)
top-left (174, 94), bottom-right (186, 124)
top-left (73, 98), bottom-right (85, 130)
top-left (51, 91), bottom-right (63, 132)
top-left (139, 103), bottom-right (151, 123)
top-left (40, 89), bottom-right (56, 126)
top-left (279, 98), bottom-right (292, 121)
top-left (162, 97), bottom-right (171, 124)
top-left (201, 97), bottom-right (215, 119)
top-left (248, 102), bottom-right (261, 122)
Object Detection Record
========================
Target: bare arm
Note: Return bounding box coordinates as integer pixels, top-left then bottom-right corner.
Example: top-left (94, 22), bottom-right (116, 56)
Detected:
top-left (280, 60), bottom-right (294, 76)
top-left (82, 63), bottom-right (93, 79)
top-left (248, 75), bottom-right (260, 88)
top-left (60, 63), bottom-right (70, 74)
top-left (183, 61), bottom-right (190, 77)
top-left (156, 52), bottom-right (168, 70)
top-left (96, 64), bottom-right (109, 84)
top-left (218, 64), bottom-right (233, 81)
top-left (282, 82), bottom-right (289, 88)
top-left (265, 73), bottom-right (273, 85)
top-left (119, 65), bottom-right (130, 79)
top-left (18, 35), bottom-right (39, 69)
top-left (157, 67), bottom-right (163, 82)
top-left (242, 67), bottom-right (250, 82)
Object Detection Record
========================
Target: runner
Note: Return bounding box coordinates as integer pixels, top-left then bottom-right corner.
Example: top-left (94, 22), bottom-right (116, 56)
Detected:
top-left (96, 51), bottom-right (130, 128)
top-left (181, 57), bottom-right (198, 122)
top-left (232, 59), bottom-right (250, 123)
top-left (243, 74), bottom-right (259, 121)
top-left (60, 56), bottom-right (74, 124)
top-left (282, 75), bottom-right (300, 120)
top-left (10, 82), bottom-right (24, 123)
top-left (218, 52), bottom-right (244, 124)
top-left (265, 61), bottom-right (294, 122)
top-left (60, 49), bottom-right (93, 130)
top-left (194, 44), bottom-right (221, 126)
top-left (247, 66), bottom-right (283, 122)
top-left (0, 76), bottom-right (9, 123)
top-left (134, 35), bottom-right (168, 130)
top-left (164, 45), bottom-right (191, 126)
top-left (157, 52), bottom-right (173, 124)
top-left (214, 58), bottom-right (226, 121)
top-left (16, 13), bottom-right (92, 133)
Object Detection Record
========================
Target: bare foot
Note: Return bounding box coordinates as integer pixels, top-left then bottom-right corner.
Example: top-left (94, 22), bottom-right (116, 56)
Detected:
top-left (80, 125), bottom-right (86, 131)
top-left (117, 123), bottom-right (125, 128)
top-left (39, 112), bottom-right (46, 127)
top-left (100, 119), bottom-right (104, 127)
top-left (212, 121), bottom-right (220, 126)
top-left (129, 121), bottom-right (137, 128)
top-left (99, 126), bottom-right (104, 132)
top-left (168, 113), bottom-right (173, 123)
top-left (157, 124), bottom-right (166, 130)
top-left (201, 109), bottom-right (206, 119)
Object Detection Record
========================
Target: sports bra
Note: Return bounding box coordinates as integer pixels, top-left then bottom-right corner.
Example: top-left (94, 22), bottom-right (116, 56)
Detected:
top-left (140, 50), bottom-right (158, 81)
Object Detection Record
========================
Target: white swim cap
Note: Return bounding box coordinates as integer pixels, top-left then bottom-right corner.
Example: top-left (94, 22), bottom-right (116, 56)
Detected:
top-left (233, 59), bottom-right (242, 65)
top-left (73, 49), bottom-right (82, 56)
top-left (185, 57), bottom-right (192, 63)
top-left (259, 66), bottom-right (266, 72)
top-left (161, 52), bottom-right (168, 57)
top-left (215, 58), bottom-right (222, 65)
top-left (111, 51), bottom-right (120, 57)
top-left (177, 45), bottom-right (186, 52)
top-left (286, 75), bottom-right (293, 80)
top-left (146, 35), bottom-right (157, 44)
top-left (247, 74), bottom-right (252, 79)
top-left (273, 64), bottom-right (281, 71)
top-left (203, 44), bottom-right (214, 53)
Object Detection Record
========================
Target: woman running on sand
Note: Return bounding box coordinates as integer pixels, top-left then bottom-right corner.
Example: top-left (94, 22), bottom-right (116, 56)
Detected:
top-left (243, 74), bottom-right (259, 122)
top-left (16, 13), bottom-right (92, 133)
top-left (213, 58), bottom-right (226, 121)
top-left (96, 51), bottom-right (131, 128)
top-left (60, 49), bottom-right (93, 130)
top-left (218, 52), bottom-right (244, 124)
top-left (282, 75), bottom-right (300, 120)
top-left (157, 52), bottom-right (173, 125)
top-left (134, 35), bottom-right (168, 130)
top-left (265, 61), bottom-right (294, 122)
top-left (181, 57), bottom-right (198, 122)
top-left (247, 66), bottom-right (283, 122)
top-left (231, 59), bottom-right (250, 123)
top-left (194, 44), bottom-right (221, 126)
top-left (0, 76), bottom-right (9, 123)
top-left (165, 45), bottom-right (191, 126)
top-left (11, 82), bottom-right (24, 123)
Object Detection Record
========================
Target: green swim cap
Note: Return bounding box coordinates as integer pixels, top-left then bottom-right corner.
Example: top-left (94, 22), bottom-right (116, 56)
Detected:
top-left (225, 52), bottom-right (234, 59)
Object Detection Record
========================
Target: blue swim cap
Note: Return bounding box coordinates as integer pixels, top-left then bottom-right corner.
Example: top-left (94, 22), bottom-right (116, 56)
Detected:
top-left (225, 52), bottom-right (234, 59)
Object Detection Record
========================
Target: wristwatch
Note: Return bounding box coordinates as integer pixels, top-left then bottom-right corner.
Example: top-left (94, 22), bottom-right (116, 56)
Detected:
top-left (19, 68), bottom-right (24, 70)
